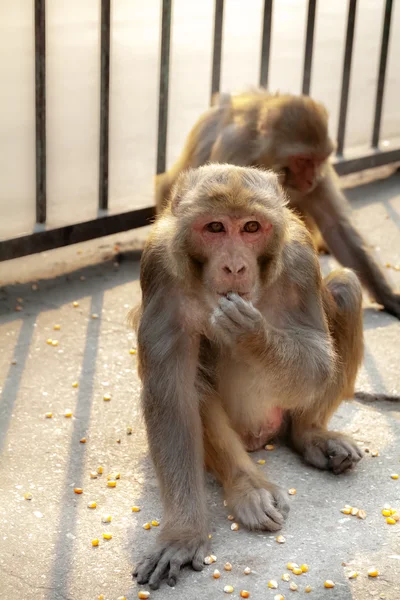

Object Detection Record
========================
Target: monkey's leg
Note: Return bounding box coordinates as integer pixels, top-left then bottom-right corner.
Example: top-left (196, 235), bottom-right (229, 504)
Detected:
top-left (201, 397), bottom-right (289, 531)
top-left (289, 268), bottom-right (364, 474)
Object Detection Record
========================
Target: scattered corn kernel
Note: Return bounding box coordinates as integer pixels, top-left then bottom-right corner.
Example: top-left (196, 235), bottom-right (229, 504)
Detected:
top-left (138, 592), bottom-right (150, 599)
top-left (72, 381), bottom-right (79, 388)
top-left (390, 509), bottom-right (397, 515)
top-left (91, 313), bottom-right (99, 319)
top-left (244, 567), bottom-right (251, 575)
top-left (282, 573), bottom-right (290, 581)
top-left (102, 532), bottom-right (112, 540)
top-left (90, 471), bottom-right (98, 479)
top-left (300, 564), bottom-right (309, 573)
top-left (268, 580), bottom-right (278, 589)
top-left (386, 517), bottom-right (397, 524)
top-left (74, 488), bottom-right (83, 494)
top-left (230, 522), bottom-right (239, 531)
top-left (240, 591), bottom-right (250, 598)
top-left (87, 501), bottom-right (97, 509)
top-left (305, 585), bottom-right (312, 593)
top-left (107, 481), bottom-right (117, 488)
top-left (227, 514), bottom-right (235, 520)
top-left (117, 597), bottom-right (126, 600)
top-left (208, 534), bottom-right (212, 539)
top-left (351, 507), bottom-right (359, 516)
top-left (224, 586), bottom-right (234, 594)
top-left (102, 514), bottom-right (112, 523)
top-left (357, 509), bottom-right (367, 519)
top-left (393, 514), bottom-right (400, 522)
top-left (80, 437), bottom-right (87, 444)
top-left (257, 459), bottom-right (266, 465)
top-left (53, 324), bottom-right (61, 330)
top-left (107, 472), bottom-right (121, 480)
top-left (341, 507), bottom-right (351, 514)
top-left (368, 568), bottom-right (379, 577)
top-left (130, 348), bottom-right (137, 355)
top-left (98, 595), bottom-right (105, 600)
top-left (45, 412), bottom-right (52, 418)
top-left (371, 450), bottom-right (379, 457)
top-left (274, 596), bottom-right (285, 600)
top-left (143, 523), bottom-right (151, 530)
top-left (97, 466), bottom-right (103, 474)
top-left (24, 492), bottom-right (33, 500)
top-left (64, 410), bottom-right (73, 418)
top-left (288, 488), bottom-right (296, 495)
top-left (348, 571), bottom-right (358, 579)
top-left (211, 555), bottom-right (217, 562)
top-left (46, 338), bottom-right (53, 345)
top-left (324, 580), bottom-right (335, 588)
top-left (276, 535), bottom-right (286, 544)
top-left (151, 520), bottom-right (160, 527)
top-left (224, 562), bottom-right (232, 571)
top-left (391, 474), bottom-right (399, 480)
top-left (72, 301), bottom-right (79, 307)
top-left (103, 393), bottom-right (111, 401)
top-left (92, 538), bottom-right (99, 547)
top-left (51, 340), bottom-right (59, 347)
top-left (265, 444), bottom-right (275, 451)
top-left (289, 582), bottom-right (298, 591)
top-left (127, 427), bottom-right (133, 435)
top-left (213, 569), bottom-right (220, 579)
top-left (287, 563), bottom-right (297, 571)
top-left (132, 506), bottom-right (141, 512)
top-left (292, 568), bottom-right (302, 576)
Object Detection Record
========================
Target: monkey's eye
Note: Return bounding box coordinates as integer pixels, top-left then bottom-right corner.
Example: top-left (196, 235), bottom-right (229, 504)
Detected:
top-left (243, 221), bottom-right (260, 233)
top-left (206, 222), bottom-right (225, 233)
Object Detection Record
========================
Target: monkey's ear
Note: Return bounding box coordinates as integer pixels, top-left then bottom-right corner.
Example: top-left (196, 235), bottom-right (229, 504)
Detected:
top-left (169, 169), bottom-right (197, 215)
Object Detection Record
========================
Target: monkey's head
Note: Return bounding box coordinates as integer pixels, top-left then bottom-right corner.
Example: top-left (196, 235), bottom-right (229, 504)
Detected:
top-left (163, 164), bottom-right (288, 306)
top-left (258, 95), bottom-right (335, 194)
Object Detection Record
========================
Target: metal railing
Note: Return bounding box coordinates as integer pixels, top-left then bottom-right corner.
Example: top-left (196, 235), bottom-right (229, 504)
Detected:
top-left (0, 0), bottom-right (399, 262)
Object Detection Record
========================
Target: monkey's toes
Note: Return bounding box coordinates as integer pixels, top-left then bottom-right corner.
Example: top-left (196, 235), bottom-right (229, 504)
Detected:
top-left (303, 435), bottom-right (363, 474)
top-left (232, 486), bottom-right (289, 532)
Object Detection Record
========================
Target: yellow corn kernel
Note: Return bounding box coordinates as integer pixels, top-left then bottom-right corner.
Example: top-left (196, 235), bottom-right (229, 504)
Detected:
top-left (46, 338), bottom-right (53, 345)
top-left (102, 514), bottom-right (112, 523)
top-left (240, 591), bottom-right (250, 598)
top-left (300, 564), bottom-right (309, 573)
top-left (138, 592), bottom-right (150, 599)
top-left (131, 506), bottom-right (141, 512)
top-left (107, 481), bottom-right (117, 488)
top-left (282, 573), bottom-right (290, 581)
top-left (204, 555), bottom-right (215, 565)
top-left (72, 381), bottom-right (79, 388)
top-left (305, 585), bottom-right (312, 593)
top-left (287, 563), bottom-right (298, 571)
top-left (274, 596), bottom-right (285, 600)
top-left (210, 554), bottom-right (217, 562)
top-left (90, 471), bottom-right (98, 479)
top-left (98, 595), bottom-right (105, 600)
top-left (276, 535), bottom-right (286, 544)
top-left (107, 472), bottom-right (120, 480)
top-left (103, 393), bottom-right (111, 401)
top-left (348, 571), bottom-right (358, 579)
top-left (288, 488), bottom-right (296, 495)
top-left (357, 509), bottom-right (367, 519)
top-left (87, 501), bottom-right (97, 509)
top-left (53, 324), bottom-right (61, 330)
top-left (391, 474), bottom-right (399, 480)
top-left (102, 532), bottom-right (112, 540)
top-left (382, 509), bottom-right (391, 517)
top-left (64, 410), bottom-right (73, 418)
top-left (127, 427), bottom-right (133, 435)
top-left (24, 492), bottom-right (33, 500)
top-left (292, 568), bottom-right (302, 576)
top-left (80, 437), bottom-right (87, 444)
top-left (224, 562), bottom-right (232, 571)
top-left (227, 514), bottom-right (235, 520)
top-left (390, 509), bottom-right (397, 515)
top-left (130, 348), bottom-right (137, 355)
top-left (213, 569), bottom-right (220, 579)
top-left (92, 538), bottom-right (99, 547)
top-left (72, 301), bottom-right (79, 307)
top-left (117, 597), bottom-right (126, 600)
top-left (265, 444), bottom-right (275, 451)
top-left (368, 568), bottom-right (379, 577)
top-left (230, 522), bottom-right (239, 531)
top-left (208, 534), bottom-right (212, 539)
top-left (341, 507), bottom-right (351, 514)
top-left (371, 450), bottom-right (379, 457)
top-left (244, 567), bottom-right (251, 575)
top-left (223, 586), bottom-right (234, 594)
top-left (45, 412), bottom-right (52, 418)
top-left (74, 488), bottom-right (83, 494)
top-left (386, 517), bottom-right (396, 524)
top-left (151, 520), bottom-right (160, 527)
top-left (289, 582), bottom-right (298, 591)
top-left (51, 340), bottom-right (59, 347)
top-left (257, 459), bottom-right (266, 465)
top-left (351, 507), bottom-right (359, 516)
top-left (268, 580), bottom-right (278, 589)
top-left (393, 514), bottom-right (400, 522)
top-left (324, 580), bottom-right (335, 588)
top-left (143, 523), bottom-right (151, 530)
top-left (97, 466), bottom-right (103, 474)
top-left (91, 313), bottom-right (99, 319)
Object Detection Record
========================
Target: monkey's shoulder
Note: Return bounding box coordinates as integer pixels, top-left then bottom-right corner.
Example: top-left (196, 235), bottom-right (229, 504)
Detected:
top-left (281, 217), bottom-right (322, 287)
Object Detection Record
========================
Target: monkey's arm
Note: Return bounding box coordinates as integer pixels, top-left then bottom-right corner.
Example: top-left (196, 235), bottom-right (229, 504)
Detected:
top-left (210, 124), bottom-right (257, 165)
top-left (303, 167), bottom-right (400, 318)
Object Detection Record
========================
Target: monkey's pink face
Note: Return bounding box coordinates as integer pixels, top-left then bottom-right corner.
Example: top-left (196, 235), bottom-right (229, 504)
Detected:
top-left (286, 154), bottom-right (328, 194)
top-left (189, 214), bottom-right (273, 303)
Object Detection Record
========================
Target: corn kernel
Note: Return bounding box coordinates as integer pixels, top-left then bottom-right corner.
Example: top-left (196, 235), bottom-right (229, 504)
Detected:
top-left (382, 509), bottom-right (391, 517)
top-left (391, 474), bottom-right (399, 480)
top-left (274, 596), bottom-right (285, 600)
top-left (127, 427), bottom-right (133, 435)
top-left (368, 568), bottom-right (379, 577)
top-left (91, 313), bottom-right (99, 319)
top-left (287, 563), bottom-right (298, 571)
top-left (224, 562), bottom-right (232, 571)
top-left (107, 481), bottom-right (117, 488)
top-left (64, 410), bottom-right (73, 418)
top-left (80, 437), bottom-right (87, 443)
top-left (341, 507), bottom-right (351, 514)
top-left (282, 573), bottom-right (290, 581)
top-left (72, 301), bottom-right (79, 307)
top-left (244, 567), bottom-right (251, 575)
top-left (72, 381), bottom-right (79, 388)
top-left (240, 591), bottom-right (250, 598)
top-left (90, 471), bottom-right (98, 479)
top-left (117, 597), bottom-right (126, 600)
top-left (143, 523), bottom-right (151, 530)
top-left (103, 393), bottom-right (111, 401)
top-left (151, 520), bottom-right (160, 527)
top-left (230, 522), bottom-right (239, 531)
top-left (371, 450), bottom-right (379, 457)
top-left (265, 444), bottom-right (275, 451)
top-left (102, 532), bottom-right (112, 540)
top-left (223, 500), bottom-right (228, 506)
top-left (300, 564), bottom-right (309, 573)
top-left (102, 514), bottom-right (112, 523)
top-left (138, 592), bottom-right (150, 599)
top-left (268, 580), bottom-right (278, 589)
top-left (46, 338), bottom-right (53, 345)
top-left (97, 466), bottom-right (103, 474)
top-left (257, 459), bottom-right (266, 465)
top-left (324, 580), bottom-right (335, 588)
top-left (348, 571), bottom-right (358, 579)
top-left (53, 324), bottom-right (61, 330)
top-left (107, 472), bottom-right (120, 480)
top-left (51, 340), bottom-right (59, 347)
top-left (357, 509), bottom-right (367, 519)
top-left (130, 348), bottom-right (137, 355)
top-left (276, 535), bottom-right (286, 544)
top-left (211, 555), bottom-right (217, 562)
top-left (204, 556), bottom-right (214, 565)
top-left (227, 514), bottom-right (234, 520)
top-left (393, 514), bottom-right (400, 522)
top-left (213, 569), bottom-right (220, 579)
top-left (305, 585), bottom-right (312, 593)
top-left (132, 506), bottom-right (141, 512)
top-left (45, 412), bottom-right (52, 418)
top-left (386, 517), bottom-right (396, 524)
top-left (223, 586), bottom-right (234, 594)
top-left (92, 538), bottom-right (99, 547)
top-left (390, 509), bottom-right (397, 515)
top-left (351, 507), bottom-right (359, 516)
top-left (98, 596), bottom-right (105, 600)
top-left (288, 488), bottom-right (296, 495)
top-left (292, 568), bottom-right (302, 576)
top-left (87, 501), bottom-right (97, 509)
top-left (208, 533), bottom-right (212, 539)
top-left (74, 488), bottom-right (83, 494)
top-left (24, 492), bottom-right (33, 500)
top-left (289, 582), bottom-right (298, 591)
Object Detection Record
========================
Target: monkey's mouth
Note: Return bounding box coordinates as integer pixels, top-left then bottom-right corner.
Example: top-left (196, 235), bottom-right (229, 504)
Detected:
top-left (217, 291), bottom-right (251, 301)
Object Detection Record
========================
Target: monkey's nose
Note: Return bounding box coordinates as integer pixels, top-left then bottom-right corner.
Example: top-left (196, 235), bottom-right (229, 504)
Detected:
top-left (222, 264), bottom-right (247, 275)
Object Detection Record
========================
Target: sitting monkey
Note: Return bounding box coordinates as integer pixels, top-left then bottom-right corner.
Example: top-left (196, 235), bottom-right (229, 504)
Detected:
top-left (133, 164), bottom-right (364, 589)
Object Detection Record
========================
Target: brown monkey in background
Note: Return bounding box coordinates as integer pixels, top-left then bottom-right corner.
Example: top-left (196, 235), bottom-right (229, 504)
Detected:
top-left (134, 164), bottom-right (364, 589)
top-left (156, 90), bottom-right (400, 318)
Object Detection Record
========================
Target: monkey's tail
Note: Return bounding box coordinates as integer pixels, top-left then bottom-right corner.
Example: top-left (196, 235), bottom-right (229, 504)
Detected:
top-left (354, 391), bottom-right (400, 402)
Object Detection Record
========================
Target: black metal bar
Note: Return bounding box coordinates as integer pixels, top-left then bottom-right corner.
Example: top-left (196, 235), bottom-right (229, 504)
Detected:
top-left (35, 0), bottom-right (46, 224)
top-left (333, 147), bottom-right (400, 176)
top-left (302, 0), bottom-right (317, 95)
top-left (336, 0), bottom-right (357, 156)
top-left (372, 0), bottom-right (393, 148)
top-left (0, 207), bottom-right (155, 262)
top-left (156, 0), bottom-right (172, 175)
top-left (259, 0), bottom-right (273, 87)
top-left (210, 0), bottom-right (224, 101)
top-left (99, 0), bottom-right (111, 210)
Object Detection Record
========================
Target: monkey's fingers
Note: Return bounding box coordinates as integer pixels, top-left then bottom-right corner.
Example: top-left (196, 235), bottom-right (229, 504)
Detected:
top-left (133, 546), bottom-right (165, 584)
top-left (303, 433), bottom-right (363, 474)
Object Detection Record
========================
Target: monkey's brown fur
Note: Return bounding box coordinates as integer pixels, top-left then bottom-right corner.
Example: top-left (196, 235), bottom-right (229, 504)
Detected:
top-left (133, 164), bottom-right (364, 589)
top-left (156, 90), bottom-right (400, 318)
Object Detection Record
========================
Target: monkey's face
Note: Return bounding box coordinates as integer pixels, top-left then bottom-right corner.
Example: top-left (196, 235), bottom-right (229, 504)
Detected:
top-left (187, 213), bottom-right (274, 305)
top-left (283, 154), bottom-right (329, 194)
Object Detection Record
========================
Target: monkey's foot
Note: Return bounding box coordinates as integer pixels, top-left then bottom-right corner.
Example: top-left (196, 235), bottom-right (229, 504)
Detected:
top-left (299, 430), bottom-right (363, 474)
top-left (225, 472), bottom-right (289, 531)
top-left (133, 535), bottom-right (209, 589)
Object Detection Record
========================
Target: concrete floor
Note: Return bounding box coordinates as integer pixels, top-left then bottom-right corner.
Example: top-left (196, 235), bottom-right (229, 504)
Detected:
top-left (0, 171), bottom-right (399, 600)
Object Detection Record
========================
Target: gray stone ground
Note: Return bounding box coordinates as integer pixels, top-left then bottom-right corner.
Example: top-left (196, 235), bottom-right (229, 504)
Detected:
top-left (0, 170), bottom-right (399, 600)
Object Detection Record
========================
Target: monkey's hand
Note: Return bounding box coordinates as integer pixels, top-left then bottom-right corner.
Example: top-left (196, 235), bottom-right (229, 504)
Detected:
top-left (297, 430), bottom-right (363, 474)
top-left (133, 532), bottom-right (209, 589)
top-left (211, 293), bottom-right (264, 345)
